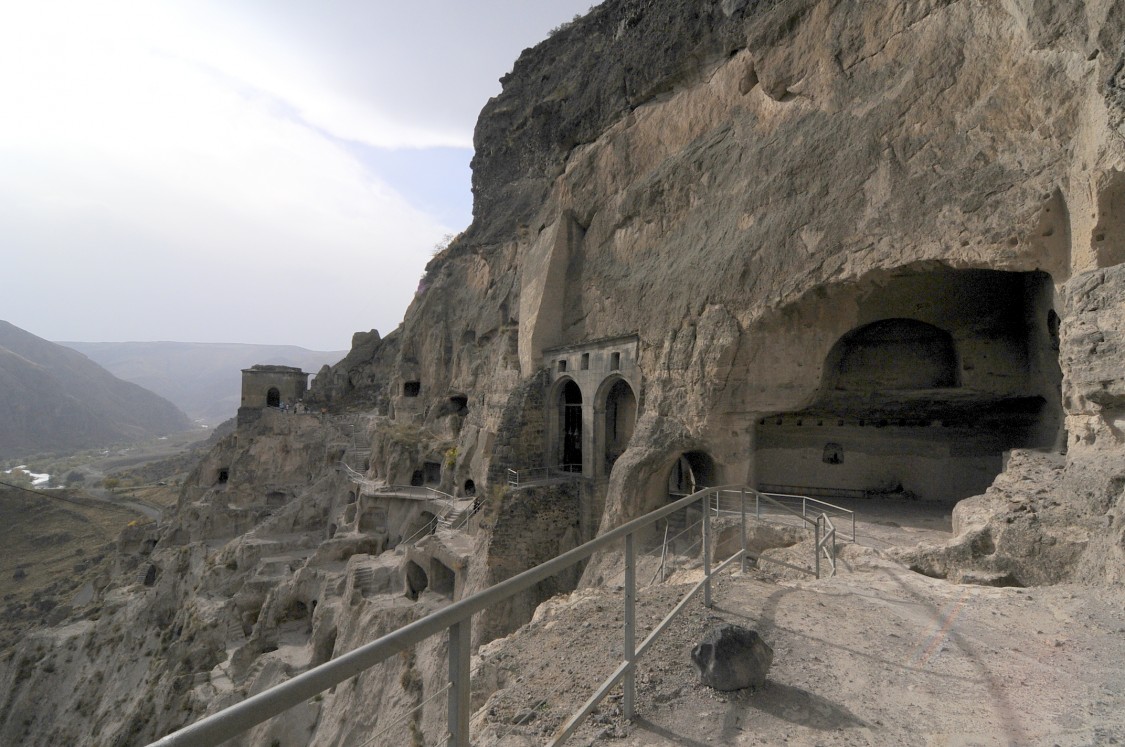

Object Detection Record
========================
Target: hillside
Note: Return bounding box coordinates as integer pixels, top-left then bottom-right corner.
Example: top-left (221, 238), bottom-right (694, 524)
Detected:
top-left (0, 321), bottom-right (192, 459)
top-left (59, 341), bottom-right (347, 425)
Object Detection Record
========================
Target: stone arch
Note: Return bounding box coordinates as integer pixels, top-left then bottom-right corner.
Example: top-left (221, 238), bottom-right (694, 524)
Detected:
top-left (824, 318), bottom-right (959, 392)
top-left (597, 376), bottom-right (637, 474)
top-left (668, 450), bottom-right (716, 496)
top-left (555, 377), bottom-right (583, 472)
top-left (266, 387), bottom-right (281, 408)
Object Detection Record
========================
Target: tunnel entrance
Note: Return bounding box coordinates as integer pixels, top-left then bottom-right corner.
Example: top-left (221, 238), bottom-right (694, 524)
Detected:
top-left (266, 387), bottom-right (280, 408)
top-left (756, 269), bottom-right (1063, 504)
top-left (668, 451), bottom-right (716, 496)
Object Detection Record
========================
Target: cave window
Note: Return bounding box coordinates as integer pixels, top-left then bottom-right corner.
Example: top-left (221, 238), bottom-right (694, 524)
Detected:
top-left (610, 352), bottom-right (621, 371)
top-left (822, 443), bottom-right (844, 465)
top-left (143, 564), bottom-right (158, 587)
top-left (450, 395), bottom-right (469, 415)
top-left (423, 461), bottom-right (441, 485)
top-left (403, 381), bottom-right (421, 397)
top-left (580, 353), bottom-right (590, 370)
top-left (217, 468), bottom-right (230, 484)
top-left (266, 388), bottom-right (280, 408)
top-left (463, 479), bottom-right (476, 497)
top-left (410, 470), bottom-right (424, 487)
top-left (558, 359), bottom-right (568, 373)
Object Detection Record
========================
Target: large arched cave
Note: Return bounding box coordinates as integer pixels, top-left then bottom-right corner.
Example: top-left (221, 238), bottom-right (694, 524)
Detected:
top-left (755, 268), bottom-right (1062, 504)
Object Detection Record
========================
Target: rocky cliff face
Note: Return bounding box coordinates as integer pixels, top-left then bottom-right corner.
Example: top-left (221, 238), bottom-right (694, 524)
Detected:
top-left (5, 1), bottom-right (1125, 744)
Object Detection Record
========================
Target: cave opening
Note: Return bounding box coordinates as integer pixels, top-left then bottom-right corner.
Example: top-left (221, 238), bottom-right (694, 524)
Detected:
top-left (404, 561), bottom-right (428, 600)
top-left (755, 269), bottom-right (1063, 504)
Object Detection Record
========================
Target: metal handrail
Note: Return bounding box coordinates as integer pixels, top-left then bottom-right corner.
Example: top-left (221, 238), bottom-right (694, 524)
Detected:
top-left (146, 484), bottom-right (757, 747)
top-left (506, 465), bottom-right (583, 487)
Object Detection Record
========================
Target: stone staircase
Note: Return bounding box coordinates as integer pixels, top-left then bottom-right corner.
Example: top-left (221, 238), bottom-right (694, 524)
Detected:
top-left (352, 565), bottom-right (379, 597)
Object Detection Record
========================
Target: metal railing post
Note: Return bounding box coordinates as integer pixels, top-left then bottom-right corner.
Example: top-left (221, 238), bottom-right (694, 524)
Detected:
top-left (702, 492), bottom-right (712, 608)
top-left (623, 533), bottom-right (636, 719)
top-left (755, 490), bottom-right (760, 520)
top-left (448, 619), bottom-right (471, 746)
top-left (740, 487), bottom-right (747, 574)
top-left (814, 516), bottom-right (821, 579)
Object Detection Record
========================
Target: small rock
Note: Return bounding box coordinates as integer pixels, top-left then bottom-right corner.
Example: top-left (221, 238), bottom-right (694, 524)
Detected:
top-left (691, 623), bottom-right (773, 691)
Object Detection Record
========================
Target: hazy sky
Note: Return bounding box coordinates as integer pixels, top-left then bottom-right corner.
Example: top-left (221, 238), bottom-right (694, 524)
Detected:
top-left (1, 1), bottom-right (594, 350)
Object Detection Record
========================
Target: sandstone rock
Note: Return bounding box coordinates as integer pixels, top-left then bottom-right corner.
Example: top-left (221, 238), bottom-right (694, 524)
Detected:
top-left (691, 623), bottom-right (773, 691)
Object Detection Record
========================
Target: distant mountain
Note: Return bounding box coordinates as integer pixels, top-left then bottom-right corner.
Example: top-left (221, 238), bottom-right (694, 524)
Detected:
top-left (0, 321), bottom-right (193, 459)
top-left (59, 341), bottom-right (347, 425)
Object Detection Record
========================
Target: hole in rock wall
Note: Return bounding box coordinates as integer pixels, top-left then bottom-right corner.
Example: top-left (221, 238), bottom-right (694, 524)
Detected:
top-left (558, 379), bottom-right (583, 472)
top-left (463, 479), bottom-right (476, 497)
top-left (143, 564), bottom-right (158, 587)
top-left (405, 561), bottom-right (428, 600)
top-left (423, 461), bottom-right (442, 485)
top-left (756, 269), bottom-right (1063, 504)
top-left (668, 451), bottom-right (716, 496)
top-left (266, 491), bottom-right (286, 508)
top-left (410, 470), bottom-right (424, 487)
top-left (403, 381), bottom-right (421, 397)
top-left (266, 388), bottom-right (280, 408)
top-left (216, 468), bottom-right (230, 485)
top-left (450, 395), bottom-right (469, 414)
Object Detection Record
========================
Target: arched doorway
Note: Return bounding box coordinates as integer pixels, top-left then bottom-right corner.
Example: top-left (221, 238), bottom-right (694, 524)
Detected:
top-left (668, 451), bottom-right (716, 496)
top-left (602, 379), bottom-right (637, 472)
top-left (558, 379), bottom-right (583, 472)
top-left (266, 387), bottom-right (281, 408)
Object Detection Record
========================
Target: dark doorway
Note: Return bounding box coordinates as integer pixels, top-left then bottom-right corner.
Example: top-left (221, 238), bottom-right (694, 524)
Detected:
top-left (266, 388), bottom-right (281, 408)
top-left (668, 451), bottom-right (716, 496)
top-left (559, 380), bottom-right (583, 472)
top-left (603, 379), bottom-right (637, 472)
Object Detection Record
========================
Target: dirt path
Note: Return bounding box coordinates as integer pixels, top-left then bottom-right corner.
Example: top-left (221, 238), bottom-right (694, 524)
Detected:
top-left (471, 506), bottom-right (1125, 746)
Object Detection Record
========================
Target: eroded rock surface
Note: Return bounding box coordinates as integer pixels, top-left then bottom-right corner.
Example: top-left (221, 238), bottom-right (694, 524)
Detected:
top-left (5, 1), bottom-right (1125, 744)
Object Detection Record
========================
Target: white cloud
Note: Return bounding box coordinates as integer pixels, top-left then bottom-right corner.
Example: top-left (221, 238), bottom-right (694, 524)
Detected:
top-left (0, 0), bottom-right (449, 348)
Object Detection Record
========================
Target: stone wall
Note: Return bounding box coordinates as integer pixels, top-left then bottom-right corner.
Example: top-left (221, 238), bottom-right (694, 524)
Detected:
top-left (469, 481), bottom-right (582, 645)
top-left (485, 368), bottom-right (550, 488)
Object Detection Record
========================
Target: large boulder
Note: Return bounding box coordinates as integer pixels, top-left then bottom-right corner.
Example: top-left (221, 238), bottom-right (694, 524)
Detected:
top-left (691, 623), bottom-right (773, 691)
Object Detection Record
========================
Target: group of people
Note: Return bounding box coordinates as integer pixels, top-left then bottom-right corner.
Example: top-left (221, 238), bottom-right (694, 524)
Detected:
top-left (278, 399), bottom-right (306, 414)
